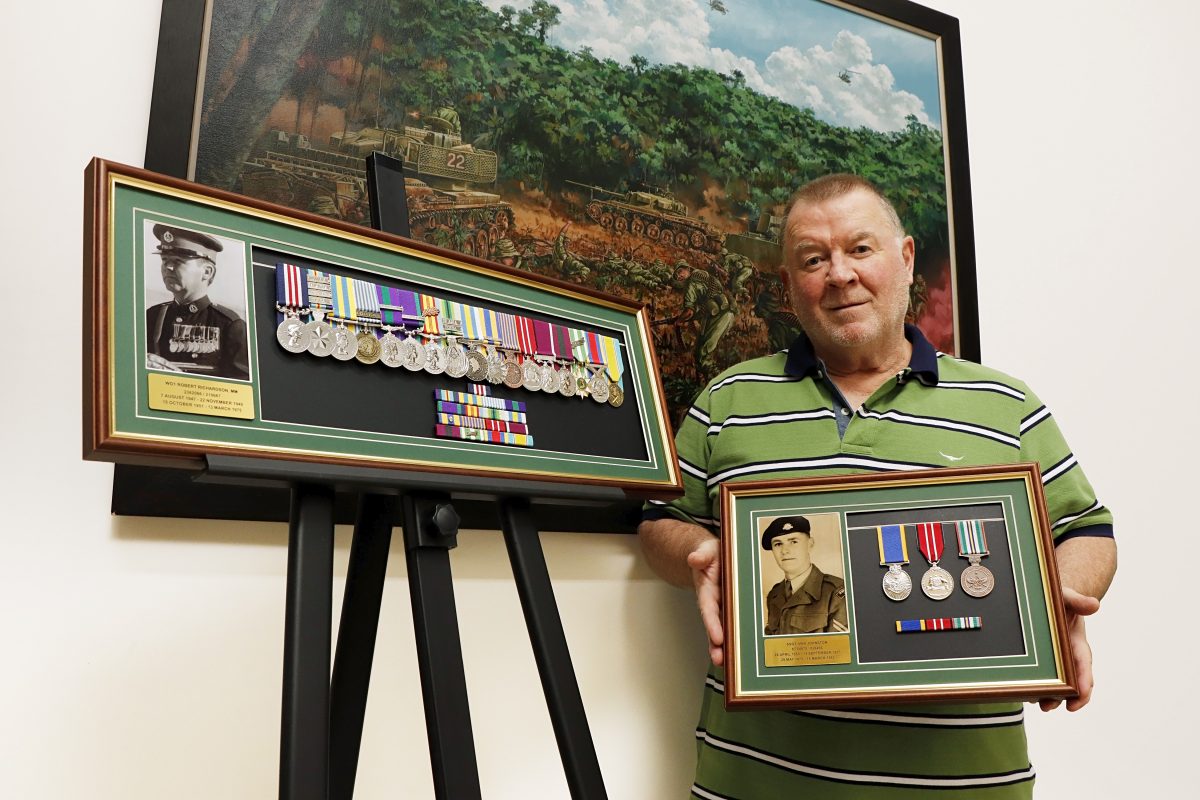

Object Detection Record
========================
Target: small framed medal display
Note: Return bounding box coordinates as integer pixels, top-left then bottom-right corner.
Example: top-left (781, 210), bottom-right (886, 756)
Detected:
top-left (719, 464), bottom-right (1076, 709)
top-left (83, 158), bottom-right (683, 498)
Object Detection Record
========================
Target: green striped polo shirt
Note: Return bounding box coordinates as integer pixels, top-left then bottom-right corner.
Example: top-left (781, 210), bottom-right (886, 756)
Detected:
top-left (644, 326), bottom-right (1113, 799)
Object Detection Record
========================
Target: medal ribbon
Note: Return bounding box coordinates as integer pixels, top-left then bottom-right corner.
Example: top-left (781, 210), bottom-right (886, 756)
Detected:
top-left (498, 312), bottom-right (520, 350)
top-left (955, 520), bottom-right (989, 557)
top-left (354, 278), bottom-right (380, 331)
top-left (331, 275), bottom-right (358, 331)
top-left (533, 320), bottom-right (555, 357)
top-left (916, 522), bottom-right (945, 565)
top-left (602, 335), bottom-right (624, 386)
top-left (419, 293), bottom-right (441, 335)
top-left (876, 524), bottom-right (909, 566)
top-left (275, 263), bottom-right (307, 310)
top-left (896, 616), bottom-right (982, 633)
top-left (377, 285), bottom-right (402, 327)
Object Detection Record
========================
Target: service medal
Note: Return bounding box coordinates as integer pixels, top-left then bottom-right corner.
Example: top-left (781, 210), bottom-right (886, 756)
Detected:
top-left (330, 326), bottom-right (358, 361)
top-left (916, 522), bottom-right (955, 600)
top-left (522, 360), bottom-right (542, 391)
top-left (466, 347), bottom-right (489, 382)
top-left (607, 383), bottom-right (624, 407)
top-left (304, 314), bottom-right (334, 358)
top-left (558, 364), bottom-right (577, 396)
top-left (955, 519), bottom-right (995, 598)
top-left (587, 372), bottom-right (610, 404)
top-left (424, 340), bottom-right (447, 374)
top-left (877, 524), bottom-right (912, 601)
top-left (486, 350), bottom-right (506, 384)
top-left (379, 330), bottom-right (403, 368)
top-left (503, 354), bottom-right (523, 389)
top-left (277, 316), bottom-right (310, 353)
top-left (445, 340), bottom-right (469, 378)
top-left (539, 361), bottom-right (559, 393)
top-left (356, 331), bottom-right (381, 365)
top-left (400, 333), bottom-right (425, 371)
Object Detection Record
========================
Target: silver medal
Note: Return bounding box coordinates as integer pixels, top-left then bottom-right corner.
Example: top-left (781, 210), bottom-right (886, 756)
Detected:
top-left (882, 564), bottom-right (912, 601)
top-left (445, 341), bottom-right (469, 378)
top-left (400, 334), bottom-right (425, 371)
top-left (522, 360), bottom-right (542, 391)
top-left (539, 361), bottom-right (559, 393)
top-left (920, 565), bottom-right (955, 600)
top-left (379, 331), bottom-right (403, 368)
top-left (330, 326), bottom-right (358, 361)
top-left (486, 351), bottom-right (506, 384)
top-left (277, 317), bottom-right (311, 353)
top-left (558, 365), bottom-right (577, 396)
top-left (588, 372), bottom-right (610, 404)
top-left (424, 341), bottom-right (447, 374)
top-left (304, 318), bottom-right (334, 357)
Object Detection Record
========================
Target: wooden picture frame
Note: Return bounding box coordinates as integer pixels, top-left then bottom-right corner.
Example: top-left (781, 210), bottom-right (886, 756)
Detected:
top-left (84, 157), bottom-right (683, 498)
top-left (720, 464), bottom-right (1075, 709)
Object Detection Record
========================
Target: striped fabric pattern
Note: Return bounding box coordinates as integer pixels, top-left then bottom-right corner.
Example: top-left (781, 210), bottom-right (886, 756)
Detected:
top-left (646, 328), bottom-right (1112, 799)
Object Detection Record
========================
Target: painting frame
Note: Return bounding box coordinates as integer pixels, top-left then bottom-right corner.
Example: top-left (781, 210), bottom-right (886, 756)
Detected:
top-left (720, 464), bottom-right (1076, 710)
top-left (143, 0), bottom-right (980, 366)
top-left (86, 157), bottom-right (684, 498)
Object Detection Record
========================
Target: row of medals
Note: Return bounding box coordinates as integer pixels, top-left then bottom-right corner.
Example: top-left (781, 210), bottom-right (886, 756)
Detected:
top-left (882, 556), bottom-right (994, 602)
top-left (276, 307), bottom-right (624, 407)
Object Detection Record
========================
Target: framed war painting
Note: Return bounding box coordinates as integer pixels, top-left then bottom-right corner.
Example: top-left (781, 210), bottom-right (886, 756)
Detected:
top-left (146, 0), bottom-right (979, 430)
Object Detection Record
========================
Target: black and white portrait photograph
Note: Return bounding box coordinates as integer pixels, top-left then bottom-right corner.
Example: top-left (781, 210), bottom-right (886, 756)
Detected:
top-left (143, 221), bottom-right (250, 381)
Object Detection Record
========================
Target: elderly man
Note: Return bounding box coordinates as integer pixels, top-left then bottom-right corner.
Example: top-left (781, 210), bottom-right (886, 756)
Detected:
top-left (638, 174), bottom-right (1116, 798)
top-left (145, 224), bottom-right (249, 380)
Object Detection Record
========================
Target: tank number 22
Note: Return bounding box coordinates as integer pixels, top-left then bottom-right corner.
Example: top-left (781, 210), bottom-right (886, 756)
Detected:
top-left (446, 153), bottom-right (467, 169)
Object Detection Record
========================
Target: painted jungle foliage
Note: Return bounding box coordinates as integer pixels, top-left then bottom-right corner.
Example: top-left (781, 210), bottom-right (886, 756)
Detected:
top-left (194, 0), bottom-right (957, 425)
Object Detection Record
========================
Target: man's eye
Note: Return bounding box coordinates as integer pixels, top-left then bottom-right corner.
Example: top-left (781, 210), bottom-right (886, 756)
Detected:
top-left (851, 244), bottom-right (873, 255)
top-left (803, 256), bottom-right (824, 269)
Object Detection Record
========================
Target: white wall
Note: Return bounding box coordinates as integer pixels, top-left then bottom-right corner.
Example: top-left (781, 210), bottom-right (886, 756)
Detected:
top-left (1, 0), bottom-right (1194, 796)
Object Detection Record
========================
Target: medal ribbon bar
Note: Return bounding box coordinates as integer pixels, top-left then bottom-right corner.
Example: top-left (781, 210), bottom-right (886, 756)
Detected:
top-left (437, 413), bottom-right (529, 435)
top-left (895, 616), bottom-right (982, 633)
top-left (435, 389), bottom-right (525, 411)
top-left (435, 424), bottom-right (533, 447)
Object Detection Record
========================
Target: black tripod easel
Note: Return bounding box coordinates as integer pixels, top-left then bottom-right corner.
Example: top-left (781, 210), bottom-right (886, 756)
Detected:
top-left (211, 152), bottom-right (613, 799)
top-left (198, 457), bottom-right (617, 799)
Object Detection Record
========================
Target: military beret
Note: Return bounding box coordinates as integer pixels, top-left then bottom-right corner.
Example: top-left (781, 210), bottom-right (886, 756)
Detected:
top-left (152, 224), bottom-right (223, 262)
top-left (761, 515), bottom-right (812, 549)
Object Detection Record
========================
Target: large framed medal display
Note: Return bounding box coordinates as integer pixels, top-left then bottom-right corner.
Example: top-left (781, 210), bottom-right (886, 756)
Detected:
top-left (84, 158), bottom-right (683, 498)
top-left (720, 464), bottom-right (1076, 709)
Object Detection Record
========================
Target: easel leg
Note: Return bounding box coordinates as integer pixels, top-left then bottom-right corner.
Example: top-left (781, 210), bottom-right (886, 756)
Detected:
top-left (329, 493), bottom-right (396, 800)
top-left (402, 493), bottom-right (482, 800)
top-left (501, 498), bottom-right (609, 800)
top-left (280, 483), bottom-right (335, 800)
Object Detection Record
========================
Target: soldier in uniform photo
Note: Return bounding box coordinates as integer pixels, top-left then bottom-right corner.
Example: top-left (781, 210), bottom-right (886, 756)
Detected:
top-left (145, 224), bottom-right (249, 380)
top-left (761, 515), bottom-right (847, 635)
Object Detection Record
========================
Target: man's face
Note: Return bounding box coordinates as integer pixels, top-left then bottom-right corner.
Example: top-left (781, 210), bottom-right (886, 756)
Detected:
top-left (160, 253), bottom-right (214, 301)
top-left (778, 188), bottom-right (914, 354)
top-left (770, 532), bottom-right (813, 580)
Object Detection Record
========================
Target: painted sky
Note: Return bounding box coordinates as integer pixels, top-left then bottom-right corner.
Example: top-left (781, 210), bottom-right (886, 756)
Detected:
top-left (481, 0), bottom-right (942, 133)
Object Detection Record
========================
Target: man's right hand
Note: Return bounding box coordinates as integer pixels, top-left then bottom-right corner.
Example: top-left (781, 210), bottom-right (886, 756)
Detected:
top-left (687, 537), bottom-right (724, 666)
top-left (637, 518), bottom-right (725, 666)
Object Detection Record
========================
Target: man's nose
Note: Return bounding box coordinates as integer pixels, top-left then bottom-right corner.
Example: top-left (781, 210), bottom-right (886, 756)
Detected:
top-left (826, 253), bottom-right (856, 286)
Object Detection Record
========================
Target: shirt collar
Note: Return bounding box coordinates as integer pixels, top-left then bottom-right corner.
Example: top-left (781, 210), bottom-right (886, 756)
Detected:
top-left (783, 323), bottom-right (939, 385)
top-left (173, 295), bottom-right (212, 313)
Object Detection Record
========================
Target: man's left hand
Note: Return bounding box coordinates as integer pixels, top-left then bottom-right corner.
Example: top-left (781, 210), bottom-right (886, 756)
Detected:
top-left (1038, 587), bottom-right (1101, 712)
